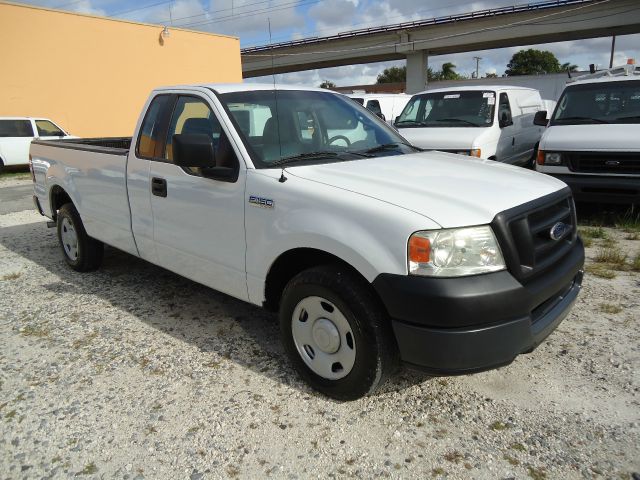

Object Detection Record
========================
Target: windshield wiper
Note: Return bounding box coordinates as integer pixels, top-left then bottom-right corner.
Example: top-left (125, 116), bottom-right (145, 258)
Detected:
top-left (554, 116), bottom-right (609, 124)
top-left (436, 118), bottom-right (481, 127)
top-left (614, 115), bottom-right (640, 123)
top-left (270, 151), bottom-right (339, 167)
top-left (394, 120), bottom-right (428, 126)
top-left (363, 142), bottom-right (421, 154)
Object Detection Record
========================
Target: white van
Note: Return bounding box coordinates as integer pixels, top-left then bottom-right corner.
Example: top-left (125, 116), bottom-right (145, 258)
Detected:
top-left (348, 93), bottom-right (410, 125)
top-left (0, 117), bottom-right (72, 171)
top-left (534, 63), bottom-right (640, 203)
top-left (395, 86), bottom-right (546, 167)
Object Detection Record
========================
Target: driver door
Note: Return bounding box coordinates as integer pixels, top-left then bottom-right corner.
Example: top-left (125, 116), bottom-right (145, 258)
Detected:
top-left (496, 92), bottom-right (516, 164)
top-left (148, 93), bottom-right (248, 301)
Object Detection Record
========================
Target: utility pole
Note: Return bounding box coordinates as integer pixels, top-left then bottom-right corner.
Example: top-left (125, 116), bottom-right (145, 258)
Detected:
top-left (609, 35), bottom-right (616, 68)
top-left (473, 56), bottom-right (482, 79)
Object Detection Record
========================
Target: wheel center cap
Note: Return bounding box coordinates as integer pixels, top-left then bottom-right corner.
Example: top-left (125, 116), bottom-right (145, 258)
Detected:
top-left (312, 318), bottom-right (340, 354)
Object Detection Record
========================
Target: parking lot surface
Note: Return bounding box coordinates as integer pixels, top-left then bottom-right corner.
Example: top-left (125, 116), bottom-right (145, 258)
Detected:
top-left (1, 178), bottom-right (639, 479)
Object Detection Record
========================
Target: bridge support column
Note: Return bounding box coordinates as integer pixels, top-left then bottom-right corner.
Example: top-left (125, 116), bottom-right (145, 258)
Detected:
top-left (406, 51), bottom-right (428, 94)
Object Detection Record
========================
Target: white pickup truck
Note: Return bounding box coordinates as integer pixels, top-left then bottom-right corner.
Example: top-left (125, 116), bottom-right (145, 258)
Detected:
top-left (31, 84), bottom-right (584, 400)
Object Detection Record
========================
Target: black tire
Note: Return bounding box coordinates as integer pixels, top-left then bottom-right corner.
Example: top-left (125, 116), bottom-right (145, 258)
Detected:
top-left (56, 203), bottom-right (103, 272)
top-left (279, 264), bottom-right (399, 400)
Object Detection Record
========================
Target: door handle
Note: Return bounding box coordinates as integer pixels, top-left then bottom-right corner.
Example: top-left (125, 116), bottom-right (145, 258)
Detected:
top-left (151, 177), bottom-right (167, 197)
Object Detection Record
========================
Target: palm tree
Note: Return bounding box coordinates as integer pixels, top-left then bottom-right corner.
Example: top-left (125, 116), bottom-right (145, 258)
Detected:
top-left (561, 62), bottom-right (579, 72)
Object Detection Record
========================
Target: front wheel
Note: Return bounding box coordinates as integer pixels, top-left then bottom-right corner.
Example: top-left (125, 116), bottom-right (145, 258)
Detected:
top-left (57, 203), bottom-right (103, 272)
top-left (279, 265), bottom-right (398, 400)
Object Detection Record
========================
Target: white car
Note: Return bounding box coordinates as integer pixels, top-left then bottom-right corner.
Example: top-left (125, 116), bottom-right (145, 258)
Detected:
top-left (347, 93), bottom-right (410, 124)
top-left (30, 83), bottom-right (584, 400)
top-left (535, 63), bottom-right (640, 203)
top-left (395, 86), bottom-right (546, 167)
top-left (0, 117), bottom-right (72, 171)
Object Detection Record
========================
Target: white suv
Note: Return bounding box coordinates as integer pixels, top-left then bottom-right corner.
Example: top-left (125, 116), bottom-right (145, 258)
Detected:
top-left (0, 117), bottom-right (72, 171)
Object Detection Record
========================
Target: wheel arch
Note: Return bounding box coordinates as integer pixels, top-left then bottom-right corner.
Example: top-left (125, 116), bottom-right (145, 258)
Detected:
top-left (263, 247), bottom-right (379, 312)
top-left (49, 184), bottom-right (73, 221)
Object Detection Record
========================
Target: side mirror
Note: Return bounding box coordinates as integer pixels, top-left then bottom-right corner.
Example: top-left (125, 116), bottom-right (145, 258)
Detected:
top-left (499, 111), bottom-right (513, 128)
top-left (394, 116), bottom-right (400, 125)
top-left (173, 133), bottom-right (216, 168)
top-left (533, 110), bottom-right (549, 127)
top-left (56, 132), bottom-right (66, 137)
top-left (375, 112), bottom-right (386, 121)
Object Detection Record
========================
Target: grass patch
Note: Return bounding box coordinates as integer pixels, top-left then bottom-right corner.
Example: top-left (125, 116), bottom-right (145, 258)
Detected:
top-left (632, 253), bottom-right (640, 272)
top-left (594, 248), bottom-right (627, 266)
top-left (599, 303), bottom-right (622, 314)
top-left (443, 451), bottom-right (464, 464)
top-left (19, 325), bottom-right (49, 338)
top-left (626, 232), bottom-right (640, 240)
top-left (0, 171), bottom-right (30, 180)
top-left (579, 226), bottom-right (608, 239)
top-left (527, 465), bottom-right (547, 480)
top-left (585, 264), bottom-right (616, 279)
top-left (503, 454), bottom-right (520, 466)
top-left (489, 421), bottom-right (509, 431)
top-left (510, 442), bottom-right (527, 452)
top-left (581, 237), bottom-right (593, 248)
top-left (1, 272), bottom-right (21, 281)
top-left (432, 467), bottom-right (446, 477)
top-left (79, 462), bottom-right (98, 475)
top-left (615, 210), bottom-right (640, 233)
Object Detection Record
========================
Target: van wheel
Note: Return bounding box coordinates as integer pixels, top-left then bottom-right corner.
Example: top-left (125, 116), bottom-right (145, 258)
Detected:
top-left (57, 203), bottom-right (103, 272)
top-left (279, 265), bottom-right (398, 400)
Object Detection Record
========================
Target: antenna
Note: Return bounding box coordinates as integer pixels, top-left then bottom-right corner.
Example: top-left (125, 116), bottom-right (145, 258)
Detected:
top-left (268, 18), bottom-right (286, 183)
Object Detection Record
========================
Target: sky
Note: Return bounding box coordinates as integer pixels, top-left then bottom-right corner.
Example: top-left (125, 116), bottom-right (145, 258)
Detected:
top-left (17, 0), bottom-right (640, 87)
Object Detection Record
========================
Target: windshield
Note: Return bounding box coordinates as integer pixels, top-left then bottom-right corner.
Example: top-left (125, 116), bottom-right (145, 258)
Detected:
top-left (395, 90), bottom-right (496, 128)
top-left (217, 90), bottom-right (416, 168)
top-left (552, 80), bottom-right (640, 125)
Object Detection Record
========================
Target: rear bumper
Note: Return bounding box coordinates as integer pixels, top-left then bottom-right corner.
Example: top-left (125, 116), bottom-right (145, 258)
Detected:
top-left (372, 239), bottom-right (584, 374)
top-left (549, 173), bottom-right (640, 204)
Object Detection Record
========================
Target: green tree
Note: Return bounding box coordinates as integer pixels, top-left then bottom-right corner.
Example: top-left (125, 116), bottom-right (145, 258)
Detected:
top-left (485, 72), bottom-right (498, 78)
top-left (505, 49), bottom-right (563, 75)
top-left (376, 66), bottom-right (407, 83)
top-left (319, 80), bottom-right (336, 89)
top-left (438, 62), bottom-right (464, 80)
top-left (561, 62), bottom-right (579, 72)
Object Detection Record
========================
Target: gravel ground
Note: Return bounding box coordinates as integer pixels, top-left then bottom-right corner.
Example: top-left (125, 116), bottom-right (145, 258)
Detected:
top-left (0, 181), bottom-right (639, 479)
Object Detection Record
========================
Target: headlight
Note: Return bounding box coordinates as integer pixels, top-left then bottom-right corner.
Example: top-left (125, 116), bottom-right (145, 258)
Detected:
top-left (408, 226), bottom-right (506, 277)
top-left (544, 152), bottom-right (562, 165)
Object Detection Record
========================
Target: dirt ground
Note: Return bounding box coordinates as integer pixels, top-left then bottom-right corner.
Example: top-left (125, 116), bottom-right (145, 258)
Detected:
top-left (1, 178), bottom-right (638, 479)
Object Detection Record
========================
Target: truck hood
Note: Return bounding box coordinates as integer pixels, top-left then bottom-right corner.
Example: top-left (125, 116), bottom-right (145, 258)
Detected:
top-left (398, 127), bottom-right (490, 150)
top-left (286, 151), bottom-right (566, 228)
top-left (541, 124), bottom-right (640, 151)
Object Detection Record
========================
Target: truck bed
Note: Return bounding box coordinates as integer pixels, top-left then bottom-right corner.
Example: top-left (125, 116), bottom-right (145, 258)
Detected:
top-left (31, 137), bottom-right (131, 155)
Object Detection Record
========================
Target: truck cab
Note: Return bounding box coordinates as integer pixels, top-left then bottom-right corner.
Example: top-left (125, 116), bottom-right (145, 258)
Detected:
top-left (395, 86), bottom-right (546, 167)
top-left (535, 63), bottom-right (640, 203)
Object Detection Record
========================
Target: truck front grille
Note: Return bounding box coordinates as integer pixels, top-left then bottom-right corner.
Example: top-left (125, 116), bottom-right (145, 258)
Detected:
top-left (566, 151), bottom-right (640, 175)
top-left (492, 189), bottom-right (577, 283)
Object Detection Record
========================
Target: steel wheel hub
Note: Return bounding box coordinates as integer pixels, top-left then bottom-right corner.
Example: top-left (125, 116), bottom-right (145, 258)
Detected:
top-left (60, 217), bottom-right (78, 261)
top-left (291, 296), bottom-right (356, 380)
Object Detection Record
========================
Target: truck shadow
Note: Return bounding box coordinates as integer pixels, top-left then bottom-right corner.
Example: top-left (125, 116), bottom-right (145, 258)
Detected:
top-left (0, 220), bottom-right (430, 400)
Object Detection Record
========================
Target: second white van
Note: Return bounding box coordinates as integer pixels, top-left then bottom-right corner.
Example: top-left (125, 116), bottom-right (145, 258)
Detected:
top-left (395, 86), bottom-right (546, 167)
top-left (348, 93), bottom-right (410, 125)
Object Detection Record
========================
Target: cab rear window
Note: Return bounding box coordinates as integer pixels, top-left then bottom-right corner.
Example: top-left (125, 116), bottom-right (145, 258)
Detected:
top-left (0, 120), bottom-right (34, 137)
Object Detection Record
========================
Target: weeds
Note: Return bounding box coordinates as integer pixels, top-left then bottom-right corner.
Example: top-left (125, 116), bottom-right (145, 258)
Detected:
top-left (599, 303), bottom-right (623, 314)
top-left (489, 421), bottom-right (509, 431)
top-left (579, 227), bottom-right (608, 239)
top-left (19, 325), bottom-right (49, 338)
top-left (585, 265), bottom-right (616, 279)
top-left (79, 462), bottom-right (98, 475)
top-left (626, 232), bottom-right (639, 240)
top-left (594, 248), bottom-right (627, 266)
top-left (503, 454), bottom-right (520, 466)
top-left (527, 465), bottom-right (547, 480)
top-left (632, 253), bottom-right (640, 272)
top-left (1, 272), bottom-right (21, 281)
top-left (443, 451), bottom-right (464, 464)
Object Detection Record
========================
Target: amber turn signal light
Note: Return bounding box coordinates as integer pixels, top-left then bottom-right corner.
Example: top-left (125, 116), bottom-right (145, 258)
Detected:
top-left (409, 235), bottom-right (431, 263)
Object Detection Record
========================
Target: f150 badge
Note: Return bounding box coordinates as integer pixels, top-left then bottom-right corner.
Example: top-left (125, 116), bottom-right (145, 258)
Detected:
top-left (249, 195), bottom-right (274, 209)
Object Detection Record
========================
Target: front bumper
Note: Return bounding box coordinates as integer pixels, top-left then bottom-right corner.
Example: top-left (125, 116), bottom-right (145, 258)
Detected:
top-left (549, 173), bottom-right (640, 204)
top-left (372, 239), bottom-right (584, 374)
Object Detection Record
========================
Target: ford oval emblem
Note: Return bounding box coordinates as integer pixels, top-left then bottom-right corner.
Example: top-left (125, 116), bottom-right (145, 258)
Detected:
top-left (550, 222), bottom-right (571, 241)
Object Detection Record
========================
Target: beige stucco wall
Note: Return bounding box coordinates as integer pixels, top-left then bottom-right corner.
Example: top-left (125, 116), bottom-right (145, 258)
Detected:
top-left (0, 2), bottom-right (242, 137)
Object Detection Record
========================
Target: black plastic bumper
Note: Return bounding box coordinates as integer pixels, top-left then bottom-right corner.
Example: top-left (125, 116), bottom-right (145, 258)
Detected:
top-left (549, 174), bottom-right (640, 204)
top-left (372, 241), bottom-right (584, 374)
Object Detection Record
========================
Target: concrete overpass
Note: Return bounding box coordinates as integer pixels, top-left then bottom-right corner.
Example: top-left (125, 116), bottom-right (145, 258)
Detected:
top-left (241, 0), bottom-right (640, 93)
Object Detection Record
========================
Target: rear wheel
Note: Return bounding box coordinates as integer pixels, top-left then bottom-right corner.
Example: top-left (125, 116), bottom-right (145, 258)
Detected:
top-left (57, 203), bottom-right (103, 271)
top-left (279, 265), bottom-right (398, 400)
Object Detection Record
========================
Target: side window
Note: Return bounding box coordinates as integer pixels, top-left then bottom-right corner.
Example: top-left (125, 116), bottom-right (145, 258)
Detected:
top-left (35, 120), bottom-right (64, 137)
top-left (366, 100), bottom-right (383, 116)
top-left (0, 120), bottom-right (34, 137)
top-left (165, 96), bottom-right (237, 171)
top-left (498, 93), bottom-right (513, 125)
top-left (137, 95), bottom-right (171, 159)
